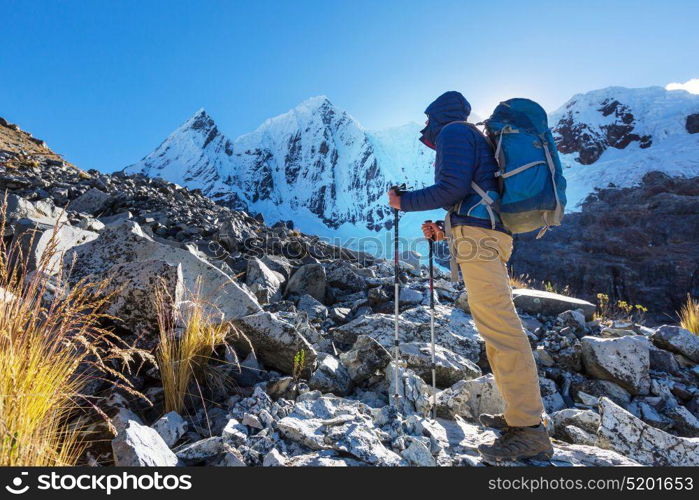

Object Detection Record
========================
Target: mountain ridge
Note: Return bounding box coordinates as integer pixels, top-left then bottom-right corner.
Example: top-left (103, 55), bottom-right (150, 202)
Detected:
top-left (125, 85), bottom-right (699, 245)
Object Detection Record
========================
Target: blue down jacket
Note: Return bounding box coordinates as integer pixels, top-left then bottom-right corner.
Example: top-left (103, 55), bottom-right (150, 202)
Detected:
top-left (399, 91), bottom-right (506, 232)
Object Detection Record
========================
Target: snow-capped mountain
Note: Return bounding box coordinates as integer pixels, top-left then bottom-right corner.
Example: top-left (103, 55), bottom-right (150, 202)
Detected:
top-left (551, 86), bottom-right (699, 207)
top-left (125, 96), bottom-right (442, 247)
top-left (125, 85), bottom-right (699, 247)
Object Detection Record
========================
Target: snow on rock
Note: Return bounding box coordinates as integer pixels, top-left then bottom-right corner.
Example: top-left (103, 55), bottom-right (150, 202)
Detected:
top-left (551, 85), bottom-right (699, 208)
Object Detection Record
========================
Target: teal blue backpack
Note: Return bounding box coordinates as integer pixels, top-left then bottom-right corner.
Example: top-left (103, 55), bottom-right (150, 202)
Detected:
top-left (482, 98), bottom-right (567, 237)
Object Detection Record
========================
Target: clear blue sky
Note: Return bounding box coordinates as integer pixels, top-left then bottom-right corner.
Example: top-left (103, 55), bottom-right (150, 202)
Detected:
top-left (1, 0), bottom-right (697, 172)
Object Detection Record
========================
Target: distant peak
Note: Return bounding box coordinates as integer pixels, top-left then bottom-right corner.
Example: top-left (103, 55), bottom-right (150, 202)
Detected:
top-left (182, 108), bottom-right (216, 133)
top-left (293, 95), bottom-right (334, 113)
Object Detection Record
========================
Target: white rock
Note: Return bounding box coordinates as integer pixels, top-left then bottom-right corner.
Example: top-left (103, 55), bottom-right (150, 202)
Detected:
top-left (242, 413), bottom-right (263, 430)
top-left (246, 257), bottom-right (282, 304)
top-left (277, 396), bottom-right (402, 466)
top-left (69, 188), bottom-right (111, 215)
top-left (551, 408), bottom-right (600, 434)
top-left (175, 437), bottom-right (223, 464)
top-left (581, 336), bottom-right (650, 395)
top-left (399, 341), bottom-right (481, 388)
top-left (597, 397), bottom-right (699, 466)
top-left (401, 437), bottom-right (436, 466)
top-left (112, 420), bottom-right (178, 466)
top-left (436, 374), bottom-right (505, 421)
top-left (651, 325), bottom-right (699, 362)
top-left (13, 220), bottom-right (98, 274)
top-left (262, 448), bottom-right (287, 466)
top-left (152, 411), bottom-right (188, 448)
top-left (386, 364), bottom-right (433, 417)
top-left (65, 221), bottom-right (260, 321)
top-left (512, 289), bottom-right (596, 320)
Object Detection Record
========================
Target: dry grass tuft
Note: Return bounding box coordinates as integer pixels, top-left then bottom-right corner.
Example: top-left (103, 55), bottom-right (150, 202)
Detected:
top-left (679, 294), bottom-right (699, 335)
top-left (0, 196), bottom-right (126, 466)
top-left (155, 282), bottom-right (245, 415)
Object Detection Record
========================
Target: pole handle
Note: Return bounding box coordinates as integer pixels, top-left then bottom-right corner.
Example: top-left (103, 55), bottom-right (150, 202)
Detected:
top-left (423, 219), bottom-right (437, 242)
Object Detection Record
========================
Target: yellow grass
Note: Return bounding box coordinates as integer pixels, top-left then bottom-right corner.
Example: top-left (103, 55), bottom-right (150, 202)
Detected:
top-left (679, 294), bottom-right (699, 334)
top-left (155, 283), bottom-right (239, 414)
top-left (0, 199), bottom-right (117, 466)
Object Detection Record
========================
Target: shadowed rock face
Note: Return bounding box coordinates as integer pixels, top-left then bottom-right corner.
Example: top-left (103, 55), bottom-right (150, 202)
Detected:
top-left (553, 98), bottom-right (652, 165)
top-left (687, 113), bottom-right (699, 134)
top-left (511, 171), bottom-right (699, 322)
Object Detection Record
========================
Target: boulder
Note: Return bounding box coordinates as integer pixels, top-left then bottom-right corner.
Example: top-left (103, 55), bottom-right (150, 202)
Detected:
top-left (6, 194), bottom-right (67, 226)
top-left (399, 287), bottom-right (423, 305)
top-left (386, 365), bottom-right (432, 417)
top-left (597, 397), bottom-right (699, 466)
top-left (581, 336), bottom-right (650, 395)
top-left (69, 187), bottom-right (111, 215)
top-left (246, 257), bottom-right (282, 304)
top-left (234, 311), bottom-right (317, 377)
top-left (97, 259), bottom-right (183, 335)
top-left (339, 335), bottom-right (392, 383)
top-left (111, 420), bottom-right (178, 466)
top-left (65, 221), bottom-right (260, 321)
top-left (286, 450), bottom-right (365, 467)
top-left (436, 374), bottom-right (505, 421)
top-left (308, 353), bottom-right (352, 396)
top-left (666, 405), bottom-right (699, 437)
top-left (551, 408), bottom-right (600, 435)
top-left (277, 397), bottom-right (402, 466)
top-left (175, 437), bottom-right (223, 465)
top-left (297, 294), bottom-right (328, 321)
top-left (399, 342), bottom-right (481, 388)
top-left (285, 263), bottom-right (326, 302)
top-left (512, 289), bottom-right (596, 320)
top-left (12, 219), bottom-right (98, 274)
top-left (262, 448), bottom-right (287, 466)
top-left (651, 325), bottom-right (699, 363)
top-left (217, 217), bottom-right (258, 252)
top-left (333, 306), bottom-right (482, 363)
top-left (539, 378), bottom-right (565, 413)
top-left (401, 437), bottom-right (436, 466)
top-left (324, 260), bottom-right (366, 293)
top-left (151, 411), bottom-right (188, 448)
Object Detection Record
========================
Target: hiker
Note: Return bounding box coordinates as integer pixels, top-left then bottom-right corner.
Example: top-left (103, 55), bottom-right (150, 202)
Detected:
top-left (387, 91), bottom-right (554, 462)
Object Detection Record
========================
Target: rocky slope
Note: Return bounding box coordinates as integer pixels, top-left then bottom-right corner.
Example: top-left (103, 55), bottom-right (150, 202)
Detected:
top-left (1, 116), bottom-right (698, 467)
top-left (511, 171), bottom-right (699, 322)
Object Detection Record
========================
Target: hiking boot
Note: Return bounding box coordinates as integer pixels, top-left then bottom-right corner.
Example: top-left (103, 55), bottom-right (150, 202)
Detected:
top-left (479, 413), bottom-right (509, 429)
top-left (478, 424), bottom-right (554, 462)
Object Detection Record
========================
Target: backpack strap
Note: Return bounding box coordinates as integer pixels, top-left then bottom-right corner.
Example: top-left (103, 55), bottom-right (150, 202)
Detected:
top-left (538, 135), bottom-right (564, 239)
top-left (470, 181), bottom-right (497, 230)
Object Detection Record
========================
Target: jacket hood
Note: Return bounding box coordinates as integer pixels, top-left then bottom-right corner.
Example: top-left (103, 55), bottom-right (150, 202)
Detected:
top-left (420, 91), bottom-right (472, 149)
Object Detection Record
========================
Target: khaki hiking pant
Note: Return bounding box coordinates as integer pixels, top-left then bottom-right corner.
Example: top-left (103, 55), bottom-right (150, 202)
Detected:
top-left (452, 225), bottom-right (544, 427)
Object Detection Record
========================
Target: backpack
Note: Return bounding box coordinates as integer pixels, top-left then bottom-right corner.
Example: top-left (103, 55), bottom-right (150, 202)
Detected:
top-left (478, 98), bottom-right (567, 237)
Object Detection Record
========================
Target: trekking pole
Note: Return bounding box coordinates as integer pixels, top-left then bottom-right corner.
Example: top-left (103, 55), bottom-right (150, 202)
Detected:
top-left (390, 184), bottom-right (407, 407)
top-left (425, 220), bottom-right (437, 420)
